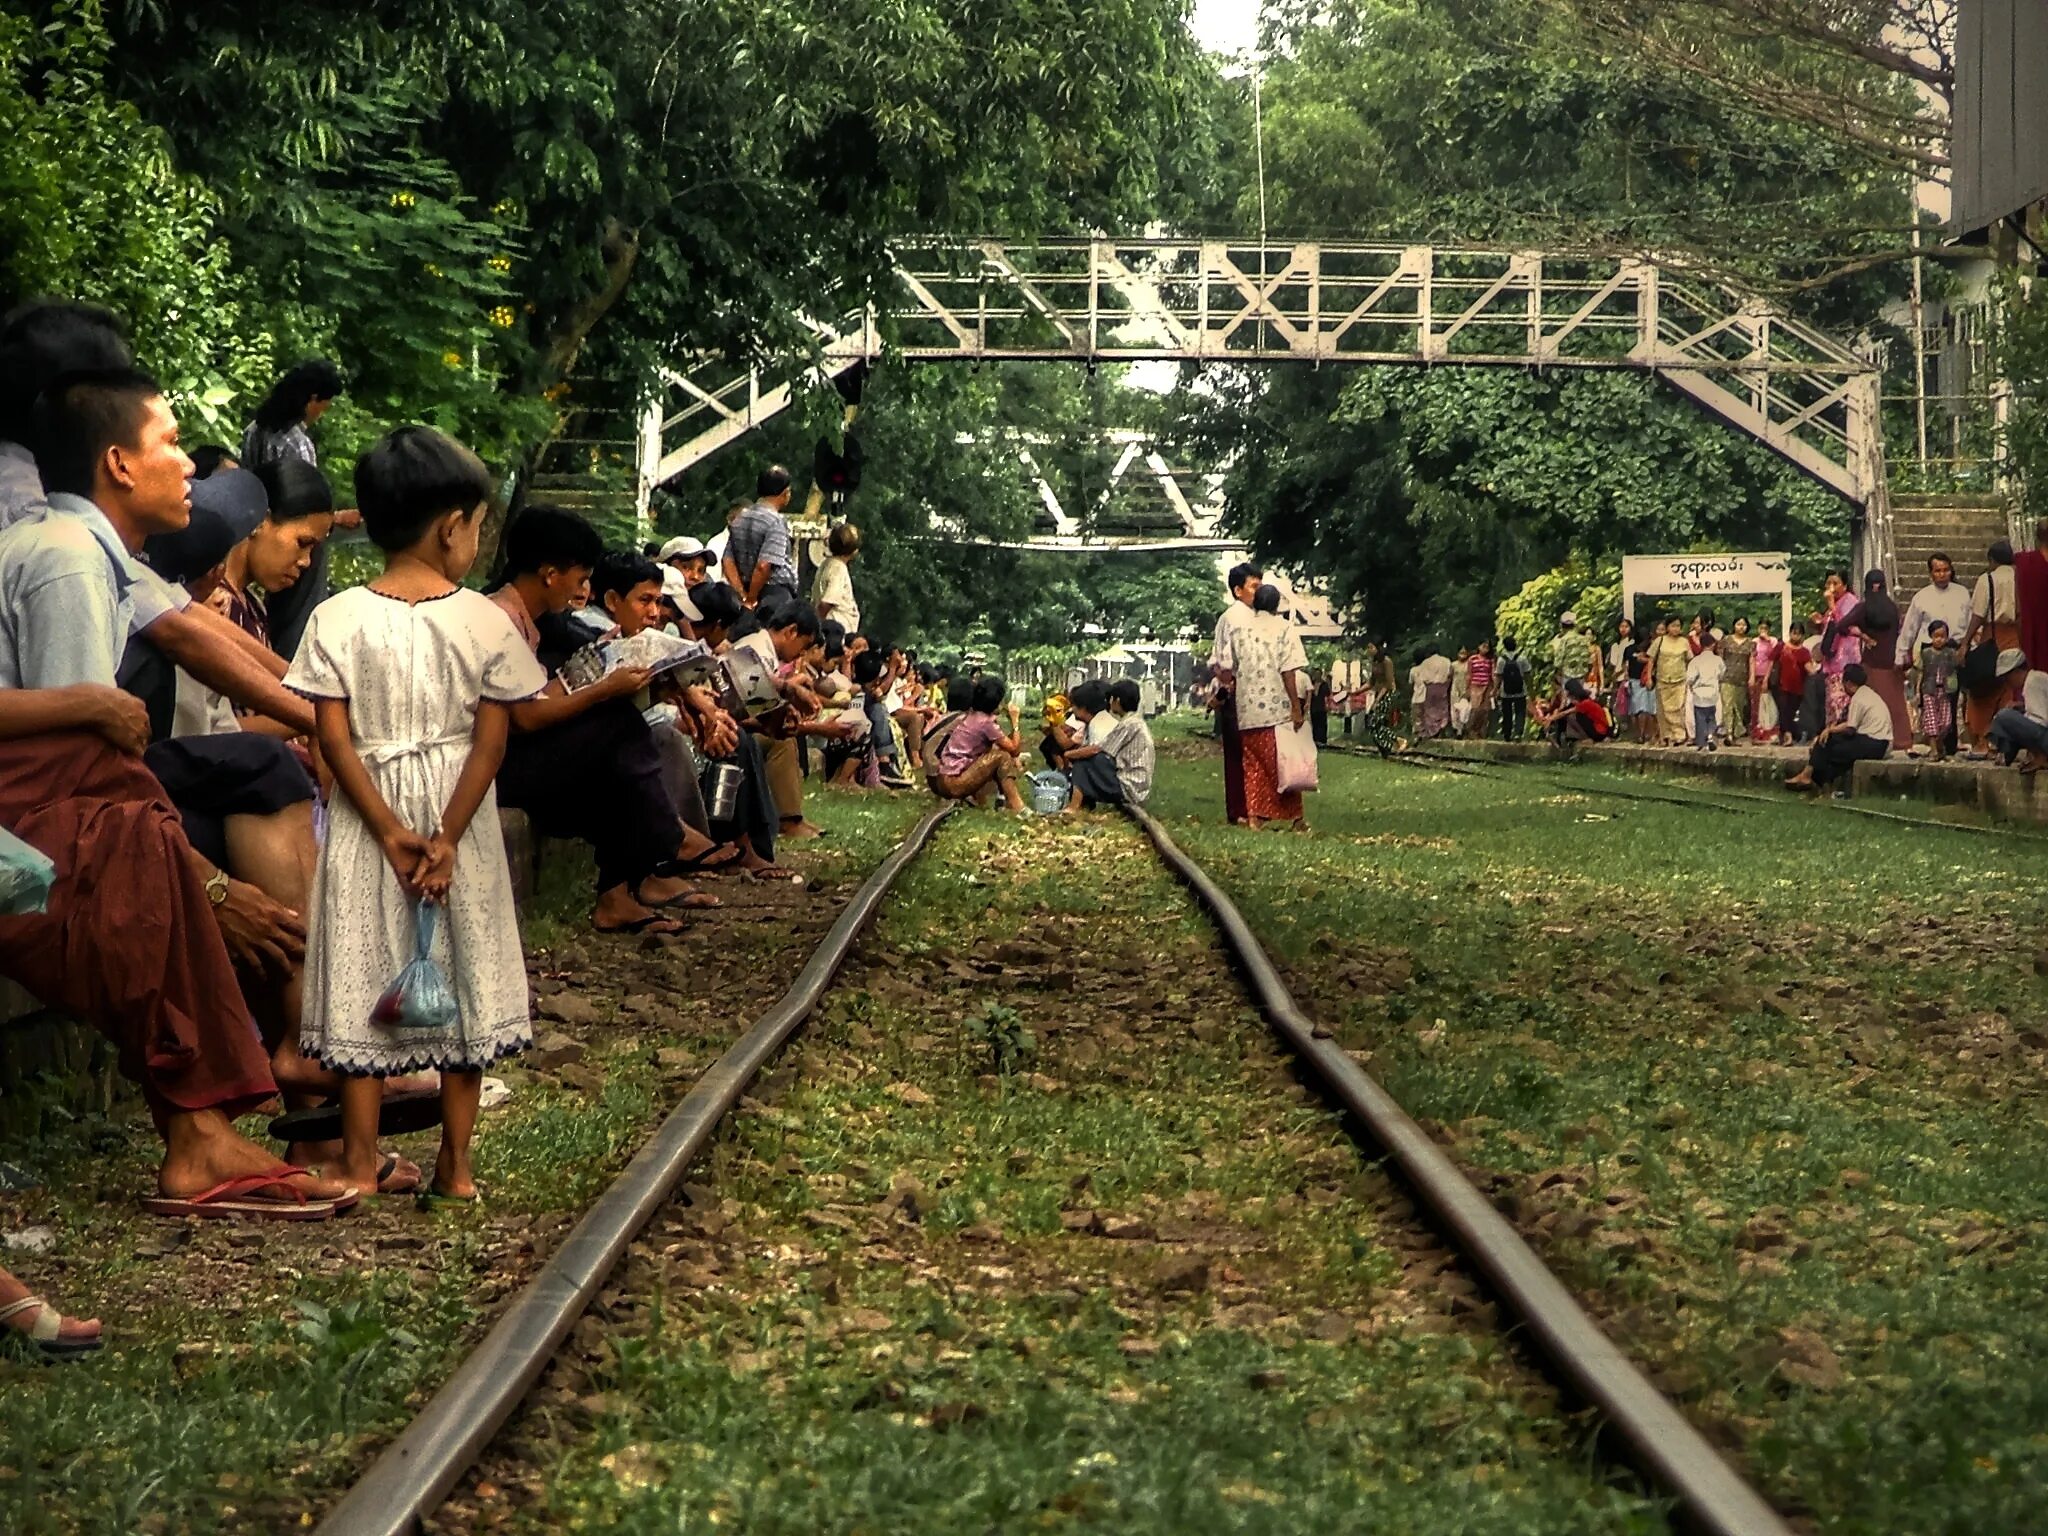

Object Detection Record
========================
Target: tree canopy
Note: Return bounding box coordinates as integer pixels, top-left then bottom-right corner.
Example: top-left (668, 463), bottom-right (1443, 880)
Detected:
top-left (1156, 0), bottom-right (1921, 649)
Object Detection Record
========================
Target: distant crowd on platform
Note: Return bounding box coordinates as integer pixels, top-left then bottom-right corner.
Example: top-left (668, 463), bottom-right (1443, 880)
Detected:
top-left (0, 296), bottom-right (1167, 1361)
top-left (1307, 539), bottom-right (2048, 795)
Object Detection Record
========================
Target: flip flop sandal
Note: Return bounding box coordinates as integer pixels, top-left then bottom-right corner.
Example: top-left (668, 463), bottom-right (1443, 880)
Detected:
top-left (0, 1295), bottom-right (102, 1360)
top-left (415, 1186), bottom-right (481, 1212)
top-left (593, 913), bottom-right (686, 937)
top-left (268, 1090), bottom-right (445, 1147)
top-left (645, 888), bottom-right (721, 911)
top-left (660, 843), bottom-right (749, 876)
top-left (141, 1167), bottom-right (360, 1222)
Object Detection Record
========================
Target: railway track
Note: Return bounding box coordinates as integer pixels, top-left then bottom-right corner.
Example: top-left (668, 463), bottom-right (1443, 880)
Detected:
top-left (1365, 737), bottom-right (2048, 841)
top-left (312, 802), bottom-right (1791, 1536)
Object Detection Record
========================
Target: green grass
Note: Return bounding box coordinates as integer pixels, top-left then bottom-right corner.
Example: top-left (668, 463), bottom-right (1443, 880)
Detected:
top-left (504, 815), bottom-right (1668, 1534)
top-left (1148, 741), bottom-right (2048, 1536)
top-left (0, 787), bottom-right (926, 1536)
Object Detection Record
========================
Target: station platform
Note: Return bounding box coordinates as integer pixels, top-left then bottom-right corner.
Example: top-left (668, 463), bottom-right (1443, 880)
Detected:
top-left (1408, 736), bottom-right (2048, 827)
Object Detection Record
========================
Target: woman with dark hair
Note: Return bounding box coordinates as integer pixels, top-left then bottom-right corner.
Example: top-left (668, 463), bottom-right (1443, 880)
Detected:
top-left (1810, 569), bottom-right (1863, 726)
top-left (1847, 569), bottom-right (1909, 748)
top-left (241, 358), bottom-right (350, 661)
top-left (241, 359), bottom-right (345, 469)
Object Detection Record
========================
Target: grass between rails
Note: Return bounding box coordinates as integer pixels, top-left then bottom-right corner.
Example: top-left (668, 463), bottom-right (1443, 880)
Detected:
top-left (1147, 729), bottom-right (2048, 1536)
top-left (0, 787), bottom-right (925, 1536)
top-left (473, 813), bottom-right (1669, 1536)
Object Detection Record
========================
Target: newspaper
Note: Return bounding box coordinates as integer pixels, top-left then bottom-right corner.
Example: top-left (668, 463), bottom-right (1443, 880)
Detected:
top-left (559, 630), bottom-right (719, 693)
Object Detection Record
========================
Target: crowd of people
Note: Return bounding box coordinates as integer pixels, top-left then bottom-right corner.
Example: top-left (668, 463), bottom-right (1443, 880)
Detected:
top-left (1310, 544), bottom-right (2048, 794)
top-left (2, 288), bottom-right (2036, 1362)
top-left (0, 298), bottom-right (1163, 1361)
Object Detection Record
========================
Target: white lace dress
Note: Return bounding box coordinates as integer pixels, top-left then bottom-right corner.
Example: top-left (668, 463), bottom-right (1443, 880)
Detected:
top-left (286, 587), bottom-right (547, 1075)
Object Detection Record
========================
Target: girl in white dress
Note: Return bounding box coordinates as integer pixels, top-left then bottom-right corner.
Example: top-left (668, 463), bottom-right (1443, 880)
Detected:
top-left (285, 427), bottom-right (545, 1205)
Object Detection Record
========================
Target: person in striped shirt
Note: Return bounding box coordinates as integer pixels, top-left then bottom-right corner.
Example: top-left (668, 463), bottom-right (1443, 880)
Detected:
top-left (1465, 640), bottom-right (1496, 739)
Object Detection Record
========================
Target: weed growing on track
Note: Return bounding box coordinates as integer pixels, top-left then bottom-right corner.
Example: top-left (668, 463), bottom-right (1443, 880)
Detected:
top-left (0, 790), bottom-right (925, 1536)
top-left (493, 815), bottom-right (1668, 1535)
top-left (1149, 735), bottom-right (2048, 1534)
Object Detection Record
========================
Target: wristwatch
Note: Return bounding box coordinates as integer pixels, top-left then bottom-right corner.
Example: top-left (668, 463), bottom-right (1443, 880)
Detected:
top-left (204, 868), bottom-right (231, 907)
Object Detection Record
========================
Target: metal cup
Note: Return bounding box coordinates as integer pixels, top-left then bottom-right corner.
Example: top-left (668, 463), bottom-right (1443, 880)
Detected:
top-left (702, 760), bottom-right (744, 823)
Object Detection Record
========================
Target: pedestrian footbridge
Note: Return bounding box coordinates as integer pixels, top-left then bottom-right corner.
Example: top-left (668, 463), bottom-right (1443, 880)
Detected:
top-left (638, 239), bottom-right (1892, 569)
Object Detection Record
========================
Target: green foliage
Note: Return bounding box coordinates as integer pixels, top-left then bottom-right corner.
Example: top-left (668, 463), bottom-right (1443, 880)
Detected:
top-left (1494, 558), bottom-right (1620, 664)
top-left (964, 1002), bottom-right (1036, 1077)
top-left (0, 3), bottom-right (272, 435)
top-left (1164, 0), bottom-right (1902, 655)
top-left (2005, 273), bottom-right (2048, 518)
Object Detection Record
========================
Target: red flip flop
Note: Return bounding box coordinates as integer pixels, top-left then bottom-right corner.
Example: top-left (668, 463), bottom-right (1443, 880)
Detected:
top-left (142, 1166), bottom-right (360, 1222)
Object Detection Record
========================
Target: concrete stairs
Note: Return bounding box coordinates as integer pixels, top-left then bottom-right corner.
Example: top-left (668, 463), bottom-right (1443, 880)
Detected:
top-left (1889, 493), bottom-right (2015, 599)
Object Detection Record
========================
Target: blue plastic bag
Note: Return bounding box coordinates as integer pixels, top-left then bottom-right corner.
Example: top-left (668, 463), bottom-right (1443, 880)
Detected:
top-left (1026, 770), bottom-right (1071, 816)
top-left (0, 827), bottom-right (55, 916)
top-left (370, 903), bottom-right (461, 1030)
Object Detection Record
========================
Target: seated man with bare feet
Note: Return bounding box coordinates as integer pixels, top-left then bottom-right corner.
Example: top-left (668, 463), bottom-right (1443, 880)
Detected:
top-left (490, 508), bottom-right (728, 937)
top-left (0, 368), bottom-right (355, 1218)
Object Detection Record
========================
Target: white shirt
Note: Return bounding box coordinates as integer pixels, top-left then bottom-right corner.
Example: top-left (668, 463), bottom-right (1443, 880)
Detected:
top-left (1844, 686), bottom-right (1892, 742)
top-left (1410, 654), bottom-right (1454, 691)
top-left (1684, 651), bottom-right (1726, 706)
top-left (812, 556), bottom-right (860, 634)
top-left (1973, 566), bottom-right (2017, 626)
top-left (1898, 579), bottom-right (1974, 663)
top-left (1215, 601), bottom-right (1296, 730)
top-left (2024, 671), bottom-right (2048, 727)
top-left (173, 666), bottom-right (238, 738)
top-left (1085, 709), bottom-right (1117, 746)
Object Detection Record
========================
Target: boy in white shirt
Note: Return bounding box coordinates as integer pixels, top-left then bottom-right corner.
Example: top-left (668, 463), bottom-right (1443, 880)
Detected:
top-left (1684, 634), bottom-right (1727, 751)
top-left (1064, 680), bottom-right (1155, 810)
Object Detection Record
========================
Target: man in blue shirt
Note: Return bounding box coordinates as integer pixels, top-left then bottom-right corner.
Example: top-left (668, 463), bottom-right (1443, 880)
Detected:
top-left (0, 368), bottom-right (354, 1219)
top-left (721, 464), bottom-right (798, 611)
top-left (0, 301), bottom-right (314, 733)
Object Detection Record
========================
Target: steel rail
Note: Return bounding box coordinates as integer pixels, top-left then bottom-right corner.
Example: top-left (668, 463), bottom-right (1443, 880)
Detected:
top-left (313, 804), bottom-right (953, 1536)
top-left (1400, 742), bottom-right (2048, 841)
top-left (1327, 739), bottom-right (1754, 813)
top-left (1127, 805), bottom-right (1794, 1536)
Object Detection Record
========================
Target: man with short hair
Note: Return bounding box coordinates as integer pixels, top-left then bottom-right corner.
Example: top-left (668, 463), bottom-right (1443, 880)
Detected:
top-left (1210, 561), bottom-right (1262, 824)
top-left (1784, 662), bottom-right (1892, 794)
top-left (1064, 678), bottom-right (1155, 810)
top-left (0, 301), bottom-right (314, 736)
top-left (0, 369), bottom-right (354, 1215)
top-left (732, 600), bottom-right (848, 839)
top-left (722, 465), bottom-right (798, 611)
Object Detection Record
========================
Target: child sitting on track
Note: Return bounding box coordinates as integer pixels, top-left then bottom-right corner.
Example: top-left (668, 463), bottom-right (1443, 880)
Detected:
top-left (286, 426), bottom-right (545, 1206)
top-left (1062, 679), bottom-right (1155, 810)
top-left (932, 675), bottom-right (1027, 810)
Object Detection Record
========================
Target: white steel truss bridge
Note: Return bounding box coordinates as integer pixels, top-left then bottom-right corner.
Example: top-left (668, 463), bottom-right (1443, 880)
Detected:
top-left (638, 238), bottom-right (1894, 571)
